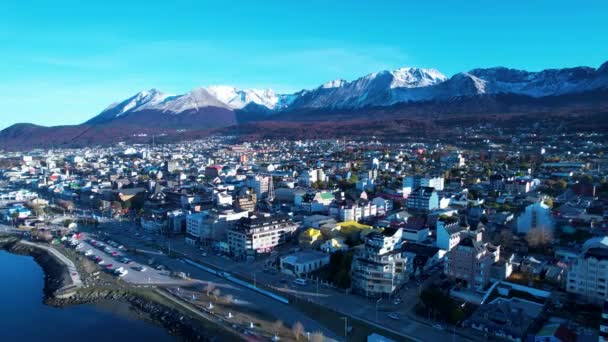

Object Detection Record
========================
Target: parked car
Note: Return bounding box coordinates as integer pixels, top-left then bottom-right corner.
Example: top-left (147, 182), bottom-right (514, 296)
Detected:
top-left (293, 278), bottom-right (307, 286)
top-left (387, 313), bottom-right (400, 320)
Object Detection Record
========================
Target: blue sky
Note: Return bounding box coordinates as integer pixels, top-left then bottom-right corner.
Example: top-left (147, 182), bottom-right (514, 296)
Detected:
top-left (1, 0), bottom-right (607, 129)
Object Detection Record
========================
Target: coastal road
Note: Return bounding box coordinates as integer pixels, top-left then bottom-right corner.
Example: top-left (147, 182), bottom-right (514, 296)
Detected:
top-left (87, 225), bottom-right (339, 341)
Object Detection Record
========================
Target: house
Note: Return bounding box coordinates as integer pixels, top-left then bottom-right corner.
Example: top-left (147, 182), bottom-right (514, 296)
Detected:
top-left (534, 323), bottom-right (577, 342)
top-left (436, 217), bottom-right (468, 251)
top-left (299, 228), bottom-right (323, 248)
top-left (280, 250), bottom-right (330, 277)
top-left (401, 243), bottom-right (444, 277)
top-left (401, 217), bottom-right (429, 243)
top-left (320, 237), bottom-right (349, 253)
top-left (465, 297), bottom-right (544, 342)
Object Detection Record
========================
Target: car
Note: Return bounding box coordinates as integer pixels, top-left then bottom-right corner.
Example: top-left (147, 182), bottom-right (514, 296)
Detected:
top-left (97, 259), bottom-right (105, 265)
top-left (84, 250), bottom-right (94, 256)
top-left (134, 266), bottom-right (147, 272)
top-left (111, 251), bottom-right (119, 256)
top-left (432, 323), bottom-right (444, 330)
top-left (293, 278), bottom-right (307, 286)
top-left (105, 264), bottom-right (113, 268)
top-left (387, 313), bottom-right (400, 320)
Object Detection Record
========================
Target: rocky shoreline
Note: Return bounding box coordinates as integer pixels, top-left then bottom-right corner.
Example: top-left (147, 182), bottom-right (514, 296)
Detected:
top-left (0, 236), bottom-right (69, 297)
top-left (0, 236), bottom-right (235, 342)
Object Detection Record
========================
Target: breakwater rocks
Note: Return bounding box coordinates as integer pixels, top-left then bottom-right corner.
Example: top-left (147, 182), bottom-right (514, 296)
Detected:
top-left (49, 289), bottom-right (209, 341)
top-left (0, 237), bottom-right (69, 297)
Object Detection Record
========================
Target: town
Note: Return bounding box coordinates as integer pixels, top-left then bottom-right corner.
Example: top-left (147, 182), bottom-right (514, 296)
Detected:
top-left (1, 123), bottom-right (607, 342)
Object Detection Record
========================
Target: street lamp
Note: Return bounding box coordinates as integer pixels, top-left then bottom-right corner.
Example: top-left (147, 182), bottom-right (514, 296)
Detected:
top-left (339, 316), bottom-right (348, 340)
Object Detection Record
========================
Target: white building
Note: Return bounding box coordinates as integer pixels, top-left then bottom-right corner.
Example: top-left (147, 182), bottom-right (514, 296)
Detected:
top-left (227, 214), bottom-right (298, 260)
top-left (567, 237), bottom-right (608, 302)
top-left (335, 202), bottom-right (377, 222)
top-left (280, 250), bottom-right (330, 277)
top-left (516, 202), bottom-right (555, 235)
top-left (186, 209), bottom-right (249, 245)
top-left (245, 174), bottom-right (271, 199)
top-left (402, 175), bottom-right (444, 195)
top-left (351, 228), bottom-right (408, 297)
top-left (436, 219), bottom-right (468, 251)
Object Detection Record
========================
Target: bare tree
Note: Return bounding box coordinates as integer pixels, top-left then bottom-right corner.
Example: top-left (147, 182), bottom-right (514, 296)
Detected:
top-left (56, 199), bottom-right (74, 212)
top-left (204, 282), bottom-right (216, 296)
top-left (212, 288), bottom-right (221, 299)
top-left (310, 331), bottom-right (325, 342)
top-left (272, 320), bottom-right (283, 334)
top-left (223, 294), bottom-right (234, 304)
top-left (292, 322), bottom-right (305, 341)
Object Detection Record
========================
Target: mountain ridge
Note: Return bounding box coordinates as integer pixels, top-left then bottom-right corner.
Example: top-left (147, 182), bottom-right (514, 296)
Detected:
top-left (2, 60), bottom-right (608, 149)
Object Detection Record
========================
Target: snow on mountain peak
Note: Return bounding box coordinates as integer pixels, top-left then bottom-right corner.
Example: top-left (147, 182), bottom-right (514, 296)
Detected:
top-left (389, 67), bottom-right (447, 88)
top-left (321, 79), bottom-right (347, 89)
top-left (109, 88), bottom-right (172, 116)
top-left (206, 85), bottom-right (278, 109)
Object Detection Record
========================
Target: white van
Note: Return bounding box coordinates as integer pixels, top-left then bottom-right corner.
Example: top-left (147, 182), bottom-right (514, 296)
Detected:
top-left (293, 278), bottom-right (307, 286)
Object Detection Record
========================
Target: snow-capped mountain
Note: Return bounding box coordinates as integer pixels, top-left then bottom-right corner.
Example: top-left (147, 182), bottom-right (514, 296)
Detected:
top-left (206, 86), bottom-right (279, 110)
top-left (287, 67), bottom-right (448, 110)
top-left (87, 60), bottom-right (608, 126)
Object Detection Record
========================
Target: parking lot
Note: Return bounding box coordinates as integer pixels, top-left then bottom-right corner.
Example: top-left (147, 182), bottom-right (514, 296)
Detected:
top-left (66, 233), bottom-right (192, 286)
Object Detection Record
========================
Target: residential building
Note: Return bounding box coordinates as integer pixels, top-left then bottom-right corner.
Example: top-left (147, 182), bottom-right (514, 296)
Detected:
top-left (351, 228), bottom-right (407, 297)
top-left (445, 229), bottom-right (502, 291)
top-left (516, 202), bottom-right (555, 235)
top-left (436, 218), bottom-right (468, 251)
top-left (280, 250), bottom-right (330, 277)
top-left (234, 188), bottom-right (257, 212)
top-left (406, 187), bottom-right (439, 211)
top-left (567, 237), bottom-right (608, 301)
top-left (227, 214), bottom-right (298, 260)
top-left (465, 297), bottom-right (544, 342)
top-left (402, 175), bottom-right (444, 195)
top-left (245, 174), bottom-right (271, 200)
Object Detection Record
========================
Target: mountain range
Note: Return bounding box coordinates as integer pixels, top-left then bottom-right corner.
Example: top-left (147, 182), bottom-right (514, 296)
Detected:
top-left (1, 60), bottom-right (608, 149)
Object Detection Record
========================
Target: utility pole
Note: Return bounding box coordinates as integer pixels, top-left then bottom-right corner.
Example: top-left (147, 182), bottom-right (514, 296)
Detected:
top-left (340, 316), bottom-right (348, 341)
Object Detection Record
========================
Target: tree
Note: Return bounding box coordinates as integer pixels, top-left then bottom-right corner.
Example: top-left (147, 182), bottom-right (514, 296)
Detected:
top-left (56, 199), bottom-right (74, 212)
top-left (212, 288), bottom-right (221, 299)
top-left (272, 320), bottom-right (283, 334)
top-left (111, 201), bottom-right (123, 215)
top-left (291, 322), bottom-right (305, 341)
top-left (204, 282), bottom-right (216, 296)
top-left (10, 211), bottom-right (19, 226)
top-left (310, 332), bottom-right (325, 342)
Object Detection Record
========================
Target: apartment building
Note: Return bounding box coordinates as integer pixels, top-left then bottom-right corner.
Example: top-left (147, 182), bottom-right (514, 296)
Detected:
top-left (567, 237), bottom-right (608, 302)
top-left (186, 209), bottom-right (249, 245)
top-left (445, 230), bottom-right (501, 291)
top-left (227, 214), bottom-right (298, 260)
top-left (402, 175), bottom-right (445, 195)
top-left (351, 228), bottom-right (408, 298)
top-left (406, 187), bottom-right (439, 212)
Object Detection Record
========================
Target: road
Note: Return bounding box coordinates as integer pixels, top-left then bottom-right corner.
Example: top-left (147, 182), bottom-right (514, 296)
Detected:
top-left (91, 220), bottom-right (487, 342)
top-left (84, 222), bottom-right (339, 340)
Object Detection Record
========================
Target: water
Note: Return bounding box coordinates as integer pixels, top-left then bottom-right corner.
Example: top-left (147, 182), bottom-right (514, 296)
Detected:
top-left (0, 250), bottom-right (174, 342)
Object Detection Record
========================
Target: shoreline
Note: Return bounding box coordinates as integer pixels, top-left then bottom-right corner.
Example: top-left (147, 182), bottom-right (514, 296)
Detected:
top-left (0, 235), bottom-right (240, 342)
